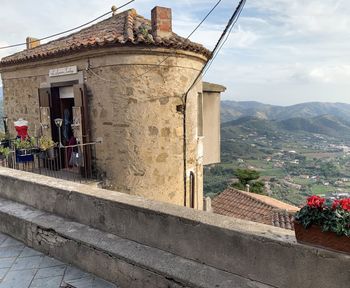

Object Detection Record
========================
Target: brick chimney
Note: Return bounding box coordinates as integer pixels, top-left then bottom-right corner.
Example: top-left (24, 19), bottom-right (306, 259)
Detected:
top-left (26, 37), bottom-right (40, 49)
top-left (151, 6), bottom-right (172, 38)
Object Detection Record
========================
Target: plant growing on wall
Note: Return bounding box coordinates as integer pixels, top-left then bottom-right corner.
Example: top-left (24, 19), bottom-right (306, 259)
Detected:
top-left (0, 146), bottom-right (10, 158)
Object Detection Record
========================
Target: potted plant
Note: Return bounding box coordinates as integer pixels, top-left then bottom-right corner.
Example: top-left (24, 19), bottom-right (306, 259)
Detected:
top-left (294, 195), bottom-right (350, 254)
top-left (14, 137), bottom-right (36, 154)
top-left (38, 136), bottom-right (56, 158)
top-left (14, 137), bottom-right (36, 163)
top-left (0, 146), bottom-right (11, 160)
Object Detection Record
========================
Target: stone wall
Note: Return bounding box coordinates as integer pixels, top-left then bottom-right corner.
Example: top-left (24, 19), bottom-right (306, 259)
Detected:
top-left (0, 168), bottom-right (348, 288)
top-left (0, 47), bottom-right (206, 209)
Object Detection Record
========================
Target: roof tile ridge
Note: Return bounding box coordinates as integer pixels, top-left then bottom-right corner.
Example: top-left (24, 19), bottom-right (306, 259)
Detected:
top-left (232, 189), bottom-right (276, 210)
top-left (124, 8), bottom-right (137, 43)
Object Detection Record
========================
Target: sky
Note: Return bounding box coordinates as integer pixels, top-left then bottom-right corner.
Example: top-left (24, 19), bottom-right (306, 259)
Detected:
top-left (0, 0), bottom-right (349, 106)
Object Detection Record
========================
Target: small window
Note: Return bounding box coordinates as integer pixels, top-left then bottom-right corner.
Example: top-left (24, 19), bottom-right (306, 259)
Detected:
top-left (197, 93), bottom-right (203, 137)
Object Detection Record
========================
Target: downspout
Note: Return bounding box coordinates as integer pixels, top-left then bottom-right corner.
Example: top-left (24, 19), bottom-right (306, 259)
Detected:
top-left (183, 94), bottom-right (188, 207)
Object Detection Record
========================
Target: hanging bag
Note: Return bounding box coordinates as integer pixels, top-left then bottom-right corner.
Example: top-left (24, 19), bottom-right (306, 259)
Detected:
top-left (69, 145), bottom-right (84, 167)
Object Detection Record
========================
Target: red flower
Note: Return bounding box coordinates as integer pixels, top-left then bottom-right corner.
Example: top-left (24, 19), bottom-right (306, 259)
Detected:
top-left (339, 198), bottom-right (350, 212)
top-left (307, 195), bottom-right (325, 209)
top-left (332, 200), bottom-right (341, 210)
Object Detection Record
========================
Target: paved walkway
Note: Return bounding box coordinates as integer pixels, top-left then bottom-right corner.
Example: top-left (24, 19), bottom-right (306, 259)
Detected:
top-left (0, 232), bottom-right (117, 288)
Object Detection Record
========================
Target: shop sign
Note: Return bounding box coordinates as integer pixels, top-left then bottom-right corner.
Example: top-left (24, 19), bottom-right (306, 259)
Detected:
top-left (49, 66), bottom-right (77, 77)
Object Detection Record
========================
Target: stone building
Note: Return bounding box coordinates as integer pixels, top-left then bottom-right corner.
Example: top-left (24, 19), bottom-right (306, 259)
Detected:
top-left (0, 6), bottom-right (225, 209)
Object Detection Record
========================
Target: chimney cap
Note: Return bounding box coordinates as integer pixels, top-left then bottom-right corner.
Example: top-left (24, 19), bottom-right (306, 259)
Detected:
top-left (26, 37), bottom-right (41, 50)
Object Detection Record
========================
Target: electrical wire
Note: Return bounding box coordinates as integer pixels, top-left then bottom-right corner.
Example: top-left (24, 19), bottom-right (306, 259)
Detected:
top-left (0, 0), bottom-right (135, 50)
top-left (86, 0), bottom-right (223, 83)
top-left (129, 0), bottom-right (223, 81)
top-left (201, 0), bottom-right (245, 79)
top-left (182, 0), bottom-right (247, 207)
top-left (184, 0), bottom-right (246, 97)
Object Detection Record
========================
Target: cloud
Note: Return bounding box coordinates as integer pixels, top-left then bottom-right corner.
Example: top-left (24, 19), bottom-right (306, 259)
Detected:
top-left (0, 0), bottom-right (349, 105)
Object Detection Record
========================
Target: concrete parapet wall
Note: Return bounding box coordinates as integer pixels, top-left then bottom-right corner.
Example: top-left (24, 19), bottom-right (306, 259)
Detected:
top-left (0, 198), bottom-right (264, 288)
top-left (0, 168), bottom-right (349, 288)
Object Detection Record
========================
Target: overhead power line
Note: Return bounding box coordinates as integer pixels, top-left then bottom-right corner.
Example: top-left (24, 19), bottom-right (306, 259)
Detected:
top-left (129, 0), bottom-right (223, 81)
top-left (202, 0), bottom-right (245, 79)
top-left (184, 0), bottom-right (247, 96)
top-left (182, 0), bottom-right (247, 207)
top-left (0, 0), bottom-right (135, 50)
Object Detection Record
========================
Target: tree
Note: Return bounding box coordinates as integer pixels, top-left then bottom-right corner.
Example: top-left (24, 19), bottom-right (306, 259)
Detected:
top-left (235, 169), bottom-right (260, 186)
top-left (232, 168), bottom-right (265, 195)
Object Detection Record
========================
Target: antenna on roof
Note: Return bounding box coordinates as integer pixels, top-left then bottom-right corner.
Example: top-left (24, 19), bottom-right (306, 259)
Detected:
top-left (111, 5), bottom-right (118, 15)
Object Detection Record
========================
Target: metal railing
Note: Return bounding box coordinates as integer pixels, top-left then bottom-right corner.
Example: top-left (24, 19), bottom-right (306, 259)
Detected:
top-left (0, 138), bottom-right (100, 184)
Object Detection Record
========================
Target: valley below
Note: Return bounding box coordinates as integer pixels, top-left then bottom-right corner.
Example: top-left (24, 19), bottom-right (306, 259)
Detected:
top-left (204, 100), bottom-right (350, 206)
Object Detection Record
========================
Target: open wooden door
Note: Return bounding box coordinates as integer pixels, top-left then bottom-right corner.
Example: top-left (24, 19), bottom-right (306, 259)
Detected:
top-left (72, 84), bottom-right (92, 177)
top-left (38, 88), bottom-right (52, 138)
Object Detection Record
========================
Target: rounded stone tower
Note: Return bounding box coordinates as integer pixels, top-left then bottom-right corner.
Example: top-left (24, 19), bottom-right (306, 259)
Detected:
top-left (0, 6), bottom-right (211, 209)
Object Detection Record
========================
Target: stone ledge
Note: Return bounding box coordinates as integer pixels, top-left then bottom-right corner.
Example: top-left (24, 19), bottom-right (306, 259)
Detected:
top-left (0, 197), bottom-right (271, 288)
top-left (0, 167), bottom-right (294, 240)
top-left (0, 168), bottom-right (349, 288)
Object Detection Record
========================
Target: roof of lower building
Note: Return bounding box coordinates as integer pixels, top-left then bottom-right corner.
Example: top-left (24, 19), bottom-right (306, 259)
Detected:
top-left (203, 82), bottom-right (227, 93)
top-left (0, 9), bottom-right (211, 67)
top-left (212, 188), bottom-right (299, 230)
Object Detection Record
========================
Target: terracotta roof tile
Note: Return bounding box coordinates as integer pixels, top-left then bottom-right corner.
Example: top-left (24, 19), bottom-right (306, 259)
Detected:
top-left (212, 188), bottom-right (298, 230)
top-left (0, 9), bottom-right (211, 66)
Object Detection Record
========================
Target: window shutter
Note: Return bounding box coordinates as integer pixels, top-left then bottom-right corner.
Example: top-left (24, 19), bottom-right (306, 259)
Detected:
top-left (38, 88), bottom-right (52, 138)
top-left (72, 84), bottom-right (90, 143)
top-left (72, 84), bottom-right (91, 176)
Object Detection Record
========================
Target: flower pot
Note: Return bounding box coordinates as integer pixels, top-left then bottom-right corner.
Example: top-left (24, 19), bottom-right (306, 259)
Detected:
top-left (16, 153), bottom-right (34, 163)
top-left (39, 151), bottom-right (46, 159)
top-left (47, 148), bottom-right (55, 159)
top-left (0, 140), bottom-right (10, 148)
top-left (294, 221), bottom-right (350, 254)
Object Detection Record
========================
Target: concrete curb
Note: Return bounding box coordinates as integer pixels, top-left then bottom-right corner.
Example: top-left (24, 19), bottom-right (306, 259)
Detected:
top-left (0, 197), bottom-right (272, 288)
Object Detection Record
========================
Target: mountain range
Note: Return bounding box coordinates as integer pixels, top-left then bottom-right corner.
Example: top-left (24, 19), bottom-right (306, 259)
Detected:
top-left (221, 100), bottom-right (350, 123)
top-left (0, 92), bottom-right (349, 138)
top-left (221, 101), bottom-right (350, 140)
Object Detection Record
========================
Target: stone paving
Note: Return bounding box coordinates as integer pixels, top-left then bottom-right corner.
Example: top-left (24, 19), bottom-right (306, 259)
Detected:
top-left (0, 232), bottom-right (117, 288)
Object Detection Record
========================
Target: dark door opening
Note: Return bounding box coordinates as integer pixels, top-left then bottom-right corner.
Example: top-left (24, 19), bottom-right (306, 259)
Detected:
top-left (60, 98), bottom-right (74, 145)
top-left (50, 86), bottom-right (76, 169)
top-left (39, 84), bottom-right (92, 180)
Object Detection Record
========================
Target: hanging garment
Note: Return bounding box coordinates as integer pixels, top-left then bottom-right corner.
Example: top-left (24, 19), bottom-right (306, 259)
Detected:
top-left (14, 119), bottom-right (29, 140)
top-left (67, 136), bottom-right (77, 168)
top-left (63, 109), bottom-right (71, 143)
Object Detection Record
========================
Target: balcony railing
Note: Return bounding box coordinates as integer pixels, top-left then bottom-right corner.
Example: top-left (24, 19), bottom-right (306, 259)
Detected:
top-left (0, 138), bottom-right (100, 184)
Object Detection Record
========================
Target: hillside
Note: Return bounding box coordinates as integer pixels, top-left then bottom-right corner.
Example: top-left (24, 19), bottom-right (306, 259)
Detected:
top-left (279, 115), bottom-right (350, 138)
top-left (221, 100), bottom-right (350, 123)
top-left (222, 114), bottom-right (350, 141)
top-left (207, 112), bottom-right (350, 204)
